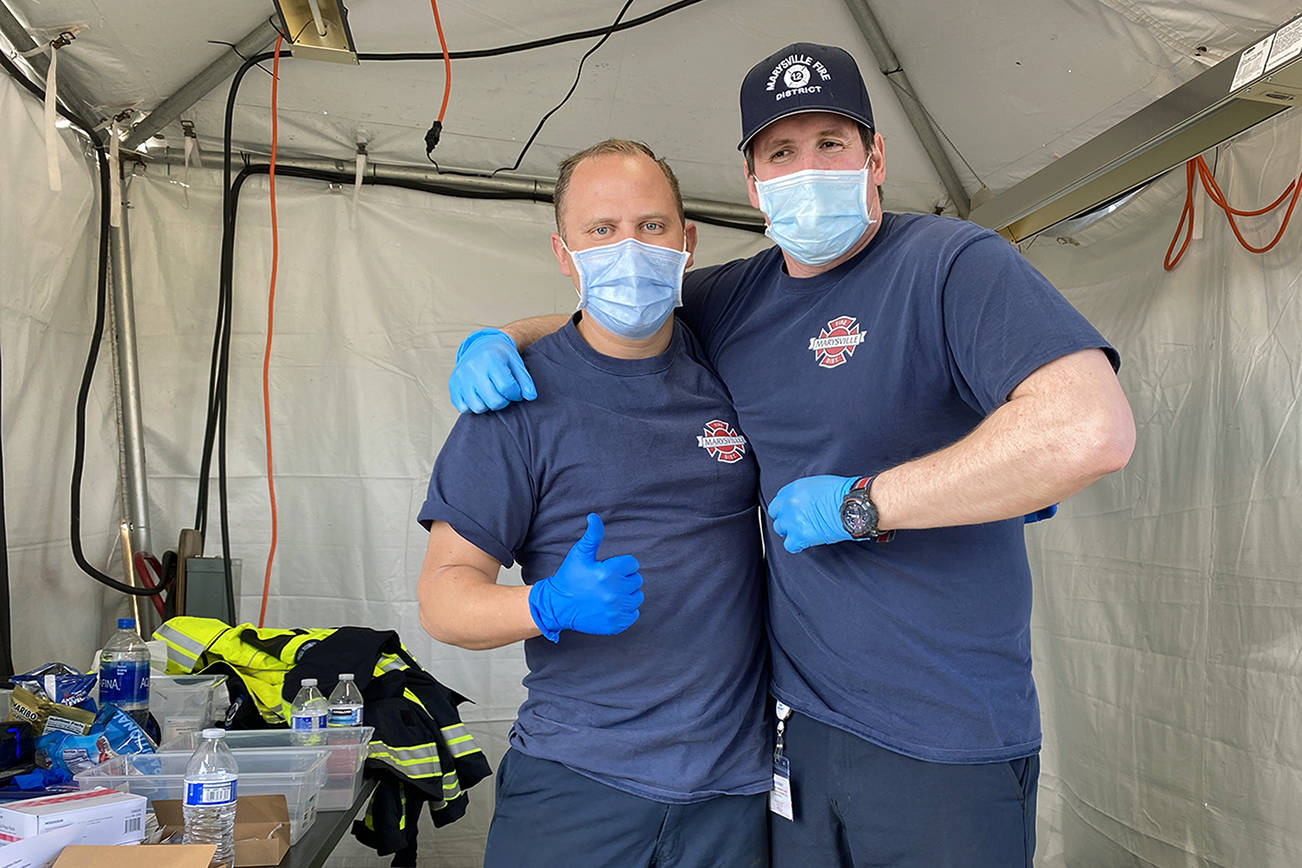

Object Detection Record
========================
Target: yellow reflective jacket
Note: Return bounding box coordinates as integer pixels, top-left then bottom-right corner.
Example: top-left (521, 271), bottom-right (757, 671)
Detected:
top-left (154, 617), bottom-right (491, 857)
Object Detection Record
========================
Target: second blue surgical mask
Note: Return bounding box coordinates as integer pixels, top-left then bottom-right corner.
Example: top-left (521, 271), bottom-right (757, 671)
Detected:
top-left (567, 237), bottom-right (690, 339)
top-left (754, 158), bottom-right (874, 266)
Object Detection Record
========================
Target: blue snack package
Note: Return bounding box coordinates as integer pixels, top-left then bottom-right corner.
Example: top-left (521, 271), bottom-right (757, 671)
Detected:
top-left (35, 704), bottom-right (156, 782)
top-left (13, 662), bottom-right (98, 708)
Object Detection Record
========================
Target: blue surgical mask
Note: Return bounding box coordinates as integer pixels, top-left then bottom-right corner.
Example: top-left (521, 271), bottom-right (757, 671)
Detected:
top-left (565, 237), bottom-right (689, 340)
top-left (754, 158), bottom-right (874, 266)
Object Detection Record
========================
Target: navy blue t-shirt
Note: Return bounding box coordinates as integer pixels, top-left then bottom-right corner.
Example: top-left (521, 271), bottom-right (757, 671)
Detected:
top-left (418, 316), bottom-right (770, 802)
top-left (681, 213), bottom-right (1118, 764)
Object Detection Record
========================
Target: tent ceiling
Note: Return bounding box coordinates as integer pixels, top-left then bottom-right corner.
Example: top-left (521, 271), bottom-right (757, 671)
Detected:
top-left (5, 0), bottom-right (1298, 214)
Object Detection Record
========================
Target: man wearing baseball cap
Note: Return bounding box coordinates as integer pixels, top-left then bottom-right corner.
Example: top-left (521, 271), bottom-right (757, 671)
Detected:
top-left (444, 42), bottom-right (1135, 867)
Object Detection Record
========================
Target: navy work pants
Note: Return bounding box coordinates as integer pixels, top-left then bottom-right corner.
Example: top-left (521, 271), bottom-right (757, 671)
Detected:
top-left (484, 748), bottom-right (768, 868)
top-left (770, 710), bottom-right (1039, 868)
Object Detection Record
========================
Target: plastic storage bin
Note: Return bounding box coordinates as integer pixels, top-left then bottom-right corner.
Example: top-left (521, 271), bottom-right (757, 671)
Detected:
top-left (150, 674), bottom-right (229, 744)
top-left (74, 748), bottom-right (326, 843)
top-left (161, 726), bottom-right (373, 810)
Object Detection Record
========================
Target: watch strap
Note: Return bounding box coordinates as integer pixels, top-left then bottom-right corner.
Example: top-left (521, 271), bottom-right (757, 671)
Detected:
top-left (849, 475), bottom-right (893, 542)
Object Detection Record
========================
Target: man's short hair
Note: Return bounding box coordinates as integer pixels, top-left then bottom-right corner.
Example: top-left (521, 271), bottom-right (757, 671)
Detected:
top-left (553, 139), bottom-right (685, 238)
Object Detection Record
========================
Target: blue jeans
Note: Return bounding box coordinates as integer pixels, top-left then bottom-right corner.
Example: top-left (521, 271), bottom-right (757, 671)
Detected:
top-left (770, 710), bottom-right (1039, 867)
top-left (484, 748), bottom-right (768, 868)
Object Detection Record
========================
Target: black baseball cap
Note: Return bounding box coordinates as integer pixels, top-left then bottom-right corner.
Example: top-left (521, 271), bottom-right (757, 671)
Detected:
top-left (738, 42), bottom-right (874, 150)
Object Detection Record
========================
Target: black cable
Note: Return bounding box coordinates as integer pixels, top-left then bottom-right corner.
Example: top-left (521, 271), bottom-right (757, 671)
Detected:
top-left (354, 0), bottom-right (708, 62)
top-left (192, 0), bottom-right (742, 607)
top-left (491, 0), bottom-right (638, 175)
top-left (195, 0), bottom-right (715, 542)
top-left (235, 0), bottom-right (713, 180)
top-left (0, 53), bottom-right (167, 597)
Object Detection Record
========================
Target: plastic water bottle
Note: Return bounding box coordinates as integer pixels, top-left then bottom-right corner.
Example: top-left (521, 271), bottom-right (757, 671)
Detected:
top-left (327, 673), bottom-right (364, 727)
top-left (289, 678), bottom-right (328, 745)
top-left (98, 618), bottom-right (151, 726)
top-left (183, 728), bottom-right (239, 867)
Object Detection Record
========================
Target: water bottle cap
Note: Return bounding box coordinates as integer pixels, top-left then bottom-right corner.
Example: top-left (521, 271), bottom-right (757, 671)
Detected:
top-left (339, 673), bottom-right (354, 681)
top-left (202, 728), bottom-right (226, 739)
top-left (117, 618), bottom-right (135, 629)
top-left (301, 678), bottom-right (318, 687)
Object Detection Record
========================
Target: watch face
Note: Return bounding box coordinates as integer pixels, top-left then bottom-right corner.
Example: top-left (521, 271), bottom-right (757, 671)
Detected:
top-left (841, 497), bottom-right (875, 537)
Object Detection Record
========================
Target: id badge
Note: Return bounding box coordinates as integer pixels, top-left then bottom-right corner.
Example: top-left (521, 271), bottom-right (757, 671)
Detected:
top-left (770, 754), bottom-right (794, 821)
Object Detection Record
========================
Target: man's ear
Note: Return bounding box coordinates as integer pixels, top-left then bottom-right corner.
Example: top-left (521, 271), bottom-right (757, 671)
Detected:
top-left (684, 221), bottom-right (699, 270)
top-left (551, 233), bottom-right (573, 278)
top-left (744, 156), bottom-right (761, 211)
top-left (868, 131), bottom-right (886, 185)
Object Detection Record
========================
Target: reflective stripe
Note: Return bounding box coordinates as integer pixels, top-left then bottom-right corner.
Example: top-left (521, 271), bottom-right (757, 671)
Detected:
top-left (155, 624), bottom-right (206, 657)
top-left (369, 742), bottom-right (443, 778)
top-left (440, 723), bottom-right (482, 758)
top-left (402, 688), bottom-right (429, 715)
top-left (378, 656), bottom-right (405, 673)
top-left (160, 639), bottom-right (198, 672)
top-left (154, 625), bottom-right (207, 672)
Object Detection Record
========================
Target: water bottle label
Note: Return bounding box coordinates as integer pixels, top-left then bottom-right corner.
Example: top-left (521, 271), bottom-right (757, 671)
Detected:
top-left (328, 705), bottom-right (363, 727)
top-left (99, 660), bottom-right (150, 707)
top-left (291, 712), bottom-right (327, 730)
top-left (184, 776), bottom-right (238, 806)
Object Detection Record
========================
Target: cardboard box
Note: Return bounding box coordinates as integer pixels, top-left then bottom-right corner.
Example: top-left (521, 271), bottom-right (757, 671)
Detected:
top-left (152, 795), bottom-right (291, 867)
top-left (52, 844), bottom-right (216, 868)
top-left (0, 788), bottom-right (145, 847)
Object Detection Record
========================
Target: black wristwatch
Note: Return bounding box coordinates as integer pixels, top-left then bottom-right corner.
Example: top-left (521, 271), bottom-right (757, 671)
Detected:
top-left (840, 476), bottom-right (893, 542)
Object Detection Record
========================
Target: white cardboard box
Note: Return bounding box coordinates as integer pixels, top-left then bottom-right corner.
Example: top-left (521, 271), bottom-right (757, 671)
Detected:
top-left (0, 788), bottom-right (146, 847)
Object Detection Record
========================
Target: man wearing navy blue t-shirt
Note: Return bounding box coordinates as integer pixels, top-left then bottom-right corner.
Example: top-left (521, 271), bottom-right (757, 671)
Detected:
top-left (444, 45), bottom-right (1136, 868)
top-left (416, 139), bottom-right (769, 868)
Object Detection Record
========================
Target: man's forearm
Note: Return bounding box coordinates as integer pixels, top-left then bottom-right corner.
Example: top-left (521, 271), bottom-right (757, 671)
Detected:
top-left (502, 314), bottom-right (569, 350)
top-left (872, 348), bottom-right (1135, 530)
top-left (418, 568), bottom-right (539, 650)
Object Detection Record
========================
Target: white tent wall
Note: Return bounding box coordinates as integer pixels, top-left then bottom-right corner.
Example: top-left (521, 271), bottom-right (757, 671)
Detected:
top-left (122, 161), bottom-right (770, 865)
top-left (1023, 105), bottom-right (1302, 867)
top-left (1, 74), bottom-right (122, 672)
top-left (2, 6), bottom-right (1301, 863)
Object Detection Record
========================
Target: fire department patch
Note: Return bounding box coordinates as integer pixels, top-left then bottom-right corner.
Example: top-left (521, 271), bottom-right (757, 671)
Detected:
top-left (809, 315), bottom-right (866, 368)
top-left (697, 420), bottom-right (747, 464)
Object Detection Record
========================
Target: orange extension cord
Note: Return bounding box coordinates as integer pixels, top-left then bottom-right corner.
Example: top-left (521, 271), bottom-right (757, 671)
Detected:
top-left (256, 6), bottom-right (448, 624)
top-left (257, 35), bottom-right (284, 628)
top-left (1164, 154), bottom-right (1302, 270)
top-left (430, 0), bottom-right (452, 123)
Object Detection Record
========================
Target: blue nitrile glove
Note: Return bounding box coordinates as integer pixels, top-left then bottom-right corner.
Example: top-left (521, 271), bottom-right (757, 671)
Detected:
top-left (528, 514), bottom-right (644, 642)
top-left (1025, 503), bottom-right (1058, 523)
top-left (768, 475), bottom-right (858, 554)
top-left (448, 328), bottom-right (538, 414)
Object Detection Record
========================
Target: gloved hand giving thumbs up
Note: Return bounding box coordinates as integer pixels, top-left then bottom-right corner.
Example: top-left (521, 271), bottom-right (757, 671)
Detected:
top-left (528, 514), bottom-right (644, 642)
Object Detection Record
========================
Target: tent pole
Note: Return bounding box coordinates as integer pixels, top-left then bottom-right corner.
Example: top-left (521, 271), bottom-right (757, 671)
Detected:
top-left (107, 167), bottom-right (154, 568)
top-left (0, 0), bottom-right (107, 135)
top-left (841, 0), bottom-right (971, 217)
top-left (155, 151), bottom-right (768, 230)
top-left (122, 18), bottom-right (281, 151)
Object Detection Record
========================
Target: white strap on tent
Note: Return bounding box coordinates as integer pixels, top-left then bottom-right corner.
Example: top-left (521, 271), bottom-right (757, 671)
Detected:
top-left (182, 136), bottom-right (194, 207)
top-left (351, 130), bottom-right (368, 226)
top-left (42, 44), bottom-right (62, 192)
top-left (181, 120), bottom-right (200, 208)
top-left (353, 152), bottom-right (366, 210)
top-left (108, 120), bottom-right (122, 227)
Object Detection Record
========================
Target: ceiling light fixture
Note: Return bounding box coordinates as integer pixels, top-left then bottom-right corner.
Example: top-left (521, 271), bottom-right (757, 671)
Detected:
top-left (271, 0), bottom-right (358, 64)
